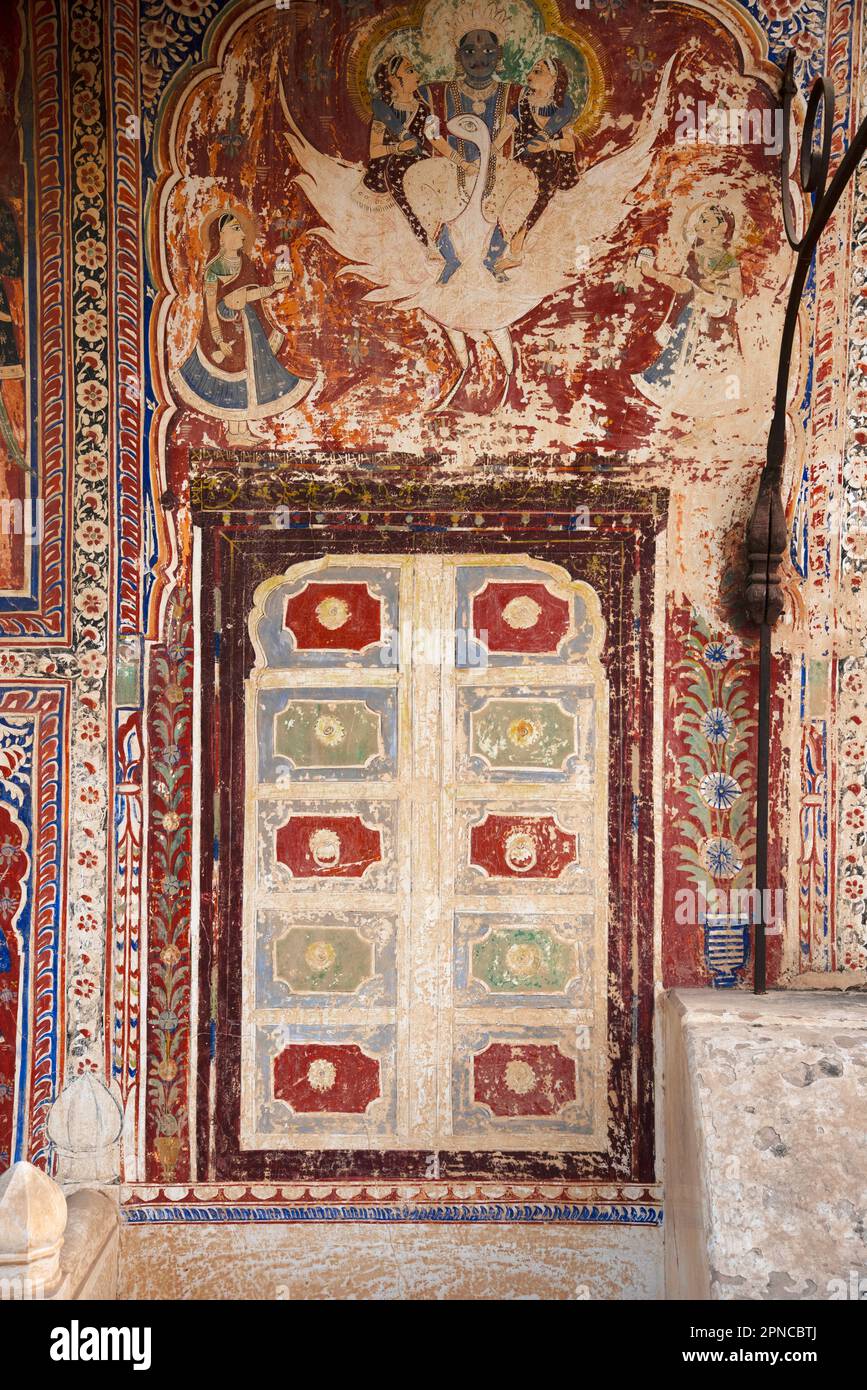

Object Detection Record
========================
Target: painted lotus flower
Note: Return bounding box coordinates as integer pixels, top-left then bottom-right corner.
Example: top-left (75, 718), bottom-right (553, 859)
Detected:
top-left (76, 378), bottom-right (108, 412)
top-left (702, 837), bottom-right (743, 879)
top-left (78, 650), bottom-right (107, 679)
top-left (704, 634), bottom-right (743, 666)
top-left (314, 714), bottom-right (346, 747)
top-left (699, 771), bottom-right (742, 809)
top-left (75, 238), bottom-right (107, 271)
top-left (0, 652), bottom-right (23, 676)
top-left (702, 707), bottom-right (733, 743)
top-left (75, 160), bottom-right (104, 199)
top-left (703, 641), bottom-right (730, 665)
top-left (841, 738), bottom-right (867, 766)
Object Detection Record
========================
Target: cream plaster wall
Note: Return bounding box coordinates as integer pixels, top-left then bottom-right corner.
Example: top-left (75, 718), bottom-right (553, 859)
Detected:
top-left (118, 1219), bottom-right (663, 1301)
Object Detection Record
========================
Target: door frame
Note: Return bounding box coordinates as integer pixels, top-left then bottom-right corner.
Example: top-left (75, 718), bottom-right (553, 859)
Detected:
top-left (192, 465), bottom-right (666, 1187)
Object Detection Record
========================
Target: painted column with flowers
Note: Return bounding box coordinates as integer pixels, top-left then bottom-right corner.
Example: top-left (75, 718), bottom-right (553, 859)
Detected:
top-left (664, 606), bottom-right (768, 986)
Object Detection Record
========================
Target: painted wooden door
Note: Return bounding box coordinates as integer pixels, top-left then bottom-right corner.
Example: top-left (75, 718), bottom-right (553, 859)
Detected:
top-left (241, 553), bottom-right (609, 1158)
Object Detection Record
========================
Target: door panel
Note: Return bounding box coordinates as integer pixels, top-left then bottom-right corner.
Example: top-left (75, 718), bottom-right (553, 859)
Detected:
top-left (239, 554), bottom-right (607, 1154)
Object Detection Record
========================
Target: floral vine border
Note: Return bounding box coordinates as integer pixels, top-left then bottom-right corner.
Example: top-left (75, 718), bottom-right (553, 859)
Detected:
top-left (145, 579), bottom-right (193, 1181)
top-left (0, 687), bottom-right (68, 1172)
top-left (0, 712), bottom-right (35, 1170)
top-left (738, 0), bottom-right (828, 77)
top-left (676, 615), bottom-right (757, 884)
top-left (0, 0), bottom-right (117, 1160)
top-left (837, 0), bottom-right (867, 971)
top-left (140, 0), bottom-right (221, 150)
top-left (63, 0), bottom-right (113, 1082)
top-left (836, 662), bottom-right (867, 968)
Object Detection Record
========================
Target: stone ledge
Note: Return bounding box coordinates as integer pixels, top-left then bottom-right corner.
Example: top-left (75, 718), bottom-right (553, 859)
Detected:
top-left (54, 1189), bottom-right (119, 1300)
top-left (0, 1164), bottom-right (119, 1302)
top-left (661, 987), bottom-right (867, 1301)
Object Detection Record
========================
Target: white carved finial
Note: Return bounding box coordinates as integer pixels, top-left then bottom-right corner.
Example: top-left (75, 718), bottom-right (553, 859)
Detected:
top-left (47, 1075), bottom-right (124, 1184)
top-left (0, 1160), bottom-right (67, 1293)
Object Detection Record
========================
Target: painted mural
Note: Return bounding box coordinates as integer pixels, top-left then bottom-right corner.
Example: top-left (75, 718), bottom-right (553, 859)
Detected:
top-left (0, 0), bottom-right (862, 1233)
top-left (151, 0), bottom-right (790, 465)
top-left (0, 7), bottom-right (30, 599)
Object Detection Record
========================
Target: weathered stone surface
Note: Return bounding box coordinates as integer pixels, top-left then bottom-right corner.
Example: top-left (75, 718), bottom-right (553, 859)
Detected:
top-left (662, 989), bottom-right (867, 1301)
top-left (0, 1162), bottom-right (119, 1300)
top-left (54, 1189), bottom-right (119, 1300)
top-left (0, 1161), bottom-right (67, 1292)
top-left (119, 1222), bottom-right (662, 1301)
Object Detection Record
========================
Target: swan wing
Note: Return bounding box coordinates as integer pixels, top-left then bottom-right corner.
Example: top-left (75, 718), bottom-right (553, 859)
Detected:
top-left (580, 54), bottom-right (677, 203)
top-left (280, 81), bottom-right (431, 297)
top-left (519, 55), bottom-right (678, 299)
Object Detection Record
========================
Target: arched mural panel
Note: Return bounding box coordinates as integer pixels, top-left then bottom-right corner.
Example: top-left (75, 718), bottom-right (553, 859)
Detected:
top-left (149, 0), bottom-right (792, 471)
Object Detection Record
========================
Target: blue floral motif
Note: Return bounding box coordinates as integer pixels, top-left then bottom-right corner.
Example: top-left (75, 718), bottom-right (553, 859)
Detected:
top-left (702, 706), bottom-right (733, 743)
top-left (703, 836), bottom-right (742, 878)
top-left (704, 642), bottom-right (730, 665)
top-left (699, 771), bottom-right (742, 810)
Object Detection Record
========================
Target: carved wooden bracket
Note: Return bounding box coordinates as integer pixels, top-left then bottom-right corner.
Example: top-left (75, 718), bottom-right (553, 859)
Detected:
top-left (744, 471), bottom-right (787, 628)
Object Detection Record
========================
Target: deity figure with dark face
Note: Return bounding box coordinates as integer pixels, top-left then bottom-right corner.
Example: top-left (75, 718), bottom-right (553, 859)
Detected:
top-left (404, 25), bottom-right (541, 281)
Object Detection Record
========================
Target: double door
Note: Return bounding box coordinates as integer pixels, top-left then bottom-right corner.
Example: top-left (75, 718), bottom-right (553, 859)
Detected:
top-left (241, 553), bottom-right (608, 1155)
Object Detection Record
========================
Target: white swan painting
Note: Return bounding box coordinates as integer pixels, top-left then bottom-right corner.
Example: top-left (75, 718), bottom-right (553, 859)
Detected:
top-left (276, 1), bottom-right (676, 413)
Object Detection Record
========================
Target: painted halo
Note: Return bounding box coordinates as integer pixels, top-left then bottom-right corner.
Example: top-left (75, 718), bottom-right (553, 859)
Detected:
top-left (365, 27), bottom-right (426, 97)
top-left (346, 0), bottom-right (604, 137)
top-left (197, 205), bottom-right (258, 263)
top-left (682, 200), bottom-right (738, 245)
top-left (419, 0), bottom-right (541, 56)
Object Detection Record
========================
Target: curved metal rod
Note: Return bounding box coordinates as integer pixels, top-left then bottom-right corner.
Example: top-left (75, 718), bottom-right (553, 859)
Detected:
top-left (746, 50), bottom-right (867, 991)
top-left (765, 53), bottom-right (865, 485)
top-left (748, 47), bottom-right (867, 623)
top-left (779, 52), bottom-right (833, 254)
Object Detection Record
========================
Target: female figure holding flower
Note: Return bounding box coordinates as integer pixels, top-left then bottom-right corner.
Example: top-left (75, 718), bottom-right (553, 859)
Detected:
top-left (172, 211), bottom-right (312, 445)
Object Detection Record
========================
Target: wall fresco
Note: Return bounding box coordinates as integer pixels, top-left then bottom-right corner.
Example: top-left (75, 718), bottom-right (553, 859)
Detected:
top-left (150, 0), bottom-right (789, 466)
